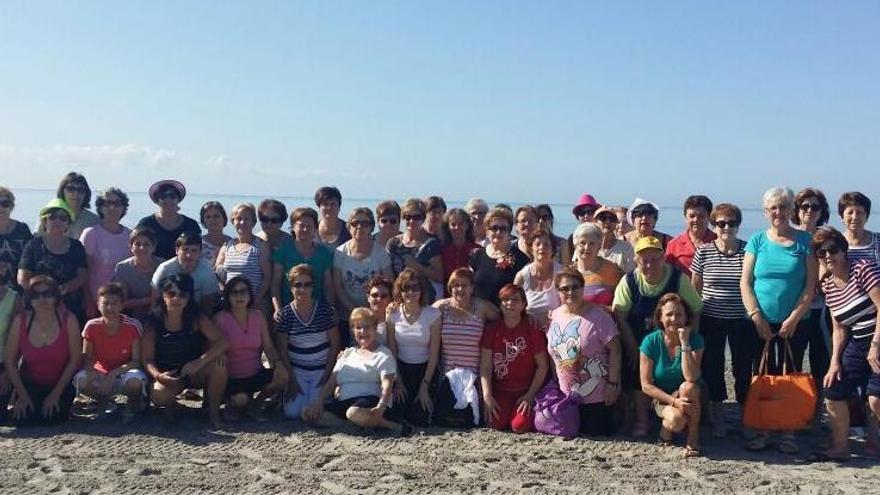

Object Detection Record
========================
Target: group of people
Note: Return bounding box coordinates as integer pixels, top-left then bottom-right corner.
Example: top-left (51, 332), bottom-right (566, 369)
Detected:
top-left (1, 173), bottom-right (878, 462)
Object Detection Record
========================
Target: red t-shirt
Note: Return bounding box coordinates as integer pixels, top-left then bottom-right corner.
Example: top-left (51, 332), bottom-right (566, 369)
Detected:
top-left (665, 230), bottom-right (716, 277)
top-left (479, 319), bottom-right (547, 392)
top-left (82, 316), bottom-right (142, 374)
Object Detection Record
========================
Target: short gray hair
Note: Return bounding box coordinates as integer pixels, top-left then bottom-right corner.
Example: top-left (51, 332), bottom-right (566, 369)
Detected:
top-left (762, 187), bottom-right (794, 209)
top-left (465, 198), bottom-right (488, 214)
top-left (573, 222), bottom-right (603, 243)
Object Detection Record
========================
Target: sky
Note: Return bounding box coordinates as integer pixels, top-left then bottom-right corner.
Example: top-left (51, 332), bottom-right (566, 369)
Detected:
top-left (1, 1), bottom-right (878, 209)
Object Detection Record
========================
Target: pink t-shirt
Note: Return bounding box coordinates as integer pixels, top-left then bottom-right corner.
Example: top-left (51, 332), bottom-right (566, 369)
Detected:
top-left (546, 306), bottom-right (618, 404)
top-left (216, 310), bottom-right (265, 379)
top-left (80, 224), bottom-right (132, 301)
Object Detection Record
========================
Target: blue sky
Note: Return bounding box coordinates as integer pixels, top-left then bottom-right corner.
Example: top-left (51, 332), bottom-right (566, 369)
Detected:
top-left (1, 1), bottom-right (877, 209)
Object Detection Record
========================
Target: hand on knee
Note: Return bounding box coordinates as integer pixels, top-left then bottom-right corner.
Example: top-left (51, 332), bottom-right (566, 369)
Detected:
top-left (230, 393), bottom-right (250, 409)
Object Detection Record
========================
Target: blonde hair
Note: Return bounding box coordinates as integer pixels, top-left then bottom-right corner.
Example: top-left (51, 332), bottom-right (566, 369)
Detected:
top-left (349, 307), bottom-right (378, 329)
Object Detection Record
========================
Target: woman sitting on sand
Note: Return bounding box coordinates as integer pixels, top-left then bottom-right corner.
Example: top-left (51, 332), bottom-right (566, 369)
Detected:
top-left (302, 307), bottom-right (411, 436)
top-left (639, 293), bottom-right (703, 457)
top-left (141, 273), bottom-right (228, 427)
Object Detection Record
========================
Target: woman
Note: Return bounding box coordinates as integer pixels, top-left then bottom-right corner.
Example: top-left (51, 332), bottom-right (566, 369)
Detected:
top-left (334, 208), bottom-right (393, 322)
top-left (0, 186), bottom-right (33, 290)
top-left (440, 209), bottom-right (479, 293)
top-left (665, 195), bottom-right (716, 277)
top-left (386, 199), bottom-right (444, 303)
top-left (215, 276), bottom-right (288, 420)
top-left (535, 204), bottom-right (572, 265)
top-left (465, 198), bottom-right (490, 246)
top-left (80, 188), bottom-right (132, 318)
top-left (741, 186), bottom-right (817, 453)
top-left (200, 201), bottom-right (231, 267)
top-left (591, 207), bottom-right (635, 272)
top-left (469, 208), bottom-right (530, 306)
top-left (374, 200), bottom-right (402, 248)
top-left (624, 198), bottom-right (672, 249)
top-left (546, 267), bottom-right (621, 436)
top-left (480, 284), bottom-right (549, 432)
top-left (141, 273), bottom-right (228, 427)
top-left (691, 203), bottom-right (753, 438)
top-left (39, 172), bottom-right (99, 240)
top-left (314, 186), bottom-right (351, 250)
top-left (639, 293), bottom-right (704, 457)
top-left (137, 180), bottom-right (201, 261)
top-left (4, 276), bottom-right (81, 426)
top-left (0, 267), bottom-right (21, 421)
top-left (813, 227), bottom-right (880, 461)
top-left (275, 264), bottom-right (340, 419)
top-left (256, 199), bottom-right (293, 255)
top-left (514, 232), bottom-right (561, 330)
top-left (112, 227), bottom-right (163, 322)
top-left (612, 206), bottom-right (634, 240)
top-left (271, 207), bottom-right (334, 311)
top-left (19, 199), bottom-right (88, 326)
top-left (514, 206), bottom-right (538, 259)
top-left (572, 223), bottom-right (624, 308)
top-left (839, 192), bottom-right (880, 264)
top-left (433, 268), bottom-right (500, 427)
top-left (366, 275), bottom-right (393, 346)
top-left (215, 204), bottom-right (271, 304)
top-left (302, 308), bottom-right (410, 436)
top-left (424, 196), bottom-right (447, 241)
top-left (386, 269), bottom-right (442, 426)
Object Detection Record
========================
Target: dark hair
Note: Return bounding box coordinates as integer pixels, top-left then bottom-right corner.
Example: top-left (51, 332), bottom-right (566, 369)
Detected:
top-left (652, 293), bottom-right (693, 329)
top-left (682, 195), bottom-right (713, 215)
top-left (95, 187), bottom-right (130, 220)
top-left (553, 266), bottom-right (585, 288)
top-left (514, 205), bottom-right (537, 225)
top-left (838, 191), bottom-right (872, 219)
top-left (441, 208), bottom-right (474, 244)
top-left (56, 172), bottom-right (92, 209)
top-left (376, 200), bottom-right (401, 221)
top-left (200, 201), bottom-right (228, 228)
top-left (314, 186), bottom-right (342, 207)
top-left (498, 283), bottom-right (529, 319)
top-left (129, 226), bottom-right (157, 245)
top-left (401, 198), bottom-right (427, 217)
top-left (709, 203), bottom-right (743, 227)
top-left (24, 275), bottom-right (61, 310)
top-left (259, 199), bottom-right (287, 222)
top-left (366, 275), bottom-right (393, 296)
top-left (528, 230), bottom-right (557, 257)
top-left (221, 276), bottom-right (254, 311)
top-left (484, 208), bottom-right (514, 231)
top-left (290, 207), bottom-right (319, 237)
top-left (287, 263), bottom-right (315, 297)
top-left (535, 204), bottom-right (555, 228)
top-left (175, 231), bottom-right (202, 249)
top-left (97, 282), bottom-right (125, 302)
top-left (811, 226), bottom-right (849, 256)
top-left (393, 268), bottom-right (429, 306)
top-left (151, 273), bottom-right (199, 324)
top-left (793, 188), bottom-right (830, 227)
top-left (632, 203), bottom-right (659, 219)
top-left (425, 195), bottom-right (447, 213)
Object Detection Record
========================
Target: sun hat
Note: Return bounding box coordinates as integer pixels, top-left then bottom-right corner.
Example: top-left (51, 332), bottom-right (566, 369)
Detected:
top-left (634, 236), bottom-right (663, 254)
top-left (39, 198), bottom-right (75, 220)
top-left (593, 206), bottom-right (618, 222)
top-left (571, 193), bottom-right (600, 216)
top-left (627, 198), bottom-right (660, 226)
top-left (148, 179), bottom-right (187, 204)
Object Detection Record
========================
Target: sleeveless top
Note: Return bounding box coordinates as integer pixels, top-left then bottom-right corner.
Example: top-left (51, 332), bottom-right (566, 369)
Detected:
top-left (625, 268), bottom-right (681, 344)
top-left (0, 289), bottom-right (17, 364)
top-left (19, 311), bottom-right (70, 386)
top-left (439, 301), bottom-right (485, 373)
top-left (390, 306), bottom-right (441, 365)
top-left (152, 317), bottom-right (205, 372)
top-left (220, 237), bottom-right (265, 296)
top-left (216, 310), bottom-right (264, 379)
top-left (517, 263), bottom-right (561, 324)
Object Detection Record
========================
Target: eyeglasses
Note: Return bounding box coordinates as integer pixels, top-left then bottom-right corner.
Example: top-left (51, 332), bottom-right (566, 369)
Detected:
top-left (163, 290), bottom-right (189, 299)
top-left (556, 284), bottom-right (582, 293)
top-left (350, 220), bottom-right (373, 229)
top-left (64, 185), bottom-right (86, 193)
top-left (291, 282), bottom-right (314, 289)
top-left (816, 245), bottom-right (842, 258)
top-left (715, 220), bottom-right (740, 229)
top-left (488, 224), bottom-right (509, 233)
top-left (379, 217), bottom-right (399, 225)
top-left (0, 200), bottom-right (13, 208)
top-left (798, 203), bottom-right (822, 212)
top-left (369, 291), bottom-right (390, 300)
top-left (230, 288), bottom-right (250, 296)
top-left (401, 284), bottom-right (421, 293)
top-left (259, 215), bottom-right (283, 224)
top-left (402, 215), bottom-right (424, 222)
top-left (31, 289), bottom-right (56, 300)
top-left (47, 212), bottom-right (70, 222)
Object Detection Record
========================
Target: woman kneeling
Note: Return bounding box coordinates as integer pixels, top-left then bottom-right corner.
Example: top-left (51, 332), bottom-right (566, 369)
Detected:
top-left (639, 293), bottom-right (704, 457)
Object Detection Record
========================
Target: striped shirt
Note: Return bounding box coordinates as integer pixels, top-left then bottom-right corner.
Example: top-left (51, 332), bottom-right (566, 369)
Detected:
top-left (219, 238), bottom-right (265, 295)
top-left (690, 240), bottom-right (747, 319)
top-left (440, 301), bottom-right (485, 373)
top-left (848, 232), bottom-right (880, 265)
top-left (822, 260), bottom-right (880, 340)
top-left (275, 300), bottom-right (337, 371)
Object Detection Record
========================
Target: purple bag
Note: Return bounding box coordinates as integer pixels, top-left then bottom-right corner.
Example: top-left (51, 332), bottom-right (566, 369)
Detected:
top-left (533, 380), bottom-right (582, 438)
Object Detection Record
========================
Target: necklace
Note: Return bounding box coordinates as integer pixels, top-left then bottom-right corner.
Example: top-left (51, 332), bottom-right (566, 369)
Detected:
top-left (401, 304), bottom-right (422, 324)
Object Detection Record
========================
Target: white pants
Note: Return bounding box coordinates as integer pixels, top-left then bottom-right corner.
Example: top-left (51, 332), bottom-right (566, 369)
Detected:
top-left (283, 368), bottom-right (325, 419)
top-left (74, 368), bottom-right (148, 397)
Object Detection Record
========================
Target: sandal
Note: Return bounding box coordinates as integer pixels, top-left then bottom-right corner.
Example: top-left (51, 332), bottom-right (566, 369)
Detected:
top-left (657, 427), bottom-right (674, 447)
top-left (779, 435), bottom-right (799, 455)
top-left (683, 445), bottom-right (702, 458)
top-left (746, 433), bottom-right (769, 452)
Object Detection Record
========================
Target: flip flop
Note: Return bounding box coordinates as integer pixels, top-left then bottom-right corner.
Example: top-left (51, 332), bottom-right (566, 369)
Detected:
top-left (805, 452), bottom-right (850, 463)
top-left (779, 436), bottom-right (799, 455)
top-left (745, 434), bottom-right (769, 452)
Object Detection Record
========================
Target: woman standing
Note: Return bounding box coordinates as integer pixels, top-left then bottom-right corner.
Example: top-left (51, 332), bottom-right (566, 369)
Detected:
top-left (0, 267), bottom-right (22, 420)
top-left (572, 223), bottom-right (624, 308)
top-left (386, 199), bottom-right (444, 303)
top-left (200, 201), bottom-right (231, 268)
top-left (80, 188), bottom-right (132, 318)
top-left (0, 186), bottom-right (33, 290)
top-left (333, 208), bottom-right (393, 324)
top-left (271, 207), bottom-right (334, 311)
top-left (256, 199), bottom-right (293, 255)
top-left (366, 275), bottom-right (393, 346)
top-left (469, 209), bottom-right (530, 306)
top-left (315, 186), bottom-right (351, 250)
top-left (624, 198), bottom-right (672, 249)
top-left (592, 207), bottom-right (635, 272)
top-left (4, 276), bottom-right (81, 426)
top-left (440, 209), bottom-right (479, 292)
top-left (113, 227), bottom-right (163, 322)
top-left (665, 195), bottom-right (716, 277)
top-left (514, 206), bottom-right (538, 259)
top-left (691, 203), bottom-right (752, 438)
top-left (546, 267), bottom-right (621, 436)
top-left (215, 204), bottom-right (271, 304)
top-left (136, 180), bottom-right (201, 261)
top-left (374, 200), bottom-right (402, 248)
top-left (514, 232), bottom-right (561, 330)
top-left (741, 186), bottom-right (817, 454)
top-left (40, 172), bottom-right (99, 240)
top-left (534, 204), bottom-right (572, 265)
top-left (839, 192), bottom-right (880, 264)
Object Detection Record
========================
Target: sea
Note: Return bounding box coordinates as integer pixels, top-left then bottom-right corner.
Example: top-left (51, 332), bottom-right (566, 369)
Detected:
top-left (8, 188), bottom-right (877, 241)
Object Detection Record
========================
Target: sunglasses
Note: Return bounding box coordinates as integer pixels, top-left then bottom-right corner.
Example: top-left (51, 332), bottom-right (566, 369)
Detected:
top-left (64, 185), bottom-right (86, 193)
top-left (31, 289), bottom-right (56, 300)
top-left (0, 200), bottom-right (13, 208)
top-left (379, 217), bottom-right (399, 225)
top-left (163, 289), bottom-right (189, 299)
top-left (259, 215), bottom-right (283, 224)
top-left (715, 220), bottom-right (740, 229)
top-left (595, 213), bottom-right (618, 223)
top-left (291, 282), bottom-right (314, 289)
top-left (230, 288), bottom-right (250, 296)
top-left (47, 212), bottom-right (70, 222)
top-left (575, 208), bottom-right (598, 217)
top-left (488, 224), bottom-right (509, 233)
top-left (350, 220), bottom-right (373, 229)
top-left (816, 245), bottom-right (842, 258)
top-left (556, 284), bottom-right (582, 293)
top-left (469, 211), bottom-right (488, 217)
top-left (401, 284), bottom-right (421, 293)
top-left (798, 203), bottom-right (822, 212)
top-left (102, 200), bottom-right (124, 208)
top-left (157, 191), bottom-right (179, 200)
top-left (369, 291), bottom-right (390, 299)
top-left (403, 215), bottom-right (424, 222)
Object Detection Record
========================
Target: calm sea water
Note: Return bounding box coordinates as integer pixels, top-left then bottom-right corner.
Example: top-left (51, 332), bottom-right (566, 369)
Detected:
top-left (9, 188), bottom-right (877, 241)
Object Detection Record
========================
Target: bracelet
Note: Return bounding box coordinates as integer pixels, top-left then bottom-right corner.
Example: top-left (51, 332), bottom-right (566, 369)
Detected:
top-left (747, 308), bottom-right (761, 318)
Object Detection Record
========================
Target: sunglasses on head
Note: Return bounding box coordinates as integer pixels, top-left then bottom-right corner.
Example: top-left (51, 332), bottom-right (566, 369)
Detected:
top-left (816, 245), bottom-right (842, 258)
top-left (259, 214), bottom-right (283, 224)
top-left (715, 220), bottom-right (740, 229)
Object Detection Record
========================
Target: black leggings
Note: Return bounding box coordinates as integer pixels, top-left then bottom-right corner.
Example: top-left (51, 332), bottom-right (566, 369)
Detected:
top-left (12, 377), bottom-right (75, 427)
top-left (700, 315), bottom-right (758, 404)
top-left (395, 361), bottom-right (434, 426)
top-left (788, 307), bottom-right (830, 389)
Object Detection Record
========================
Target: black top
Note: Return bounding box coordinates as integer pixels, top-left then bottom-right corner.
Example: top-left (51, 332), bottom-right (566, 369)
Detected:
top-left (19, 236), bottom-right (88, 323)
top-left (149, 316), bottom-right (206, 372)
top-left (469, 245), bottom-right (530, 306)
top-left (0, 220), bottom-right (33, 287)
top-left (136, 214), bottom-right (201, 261)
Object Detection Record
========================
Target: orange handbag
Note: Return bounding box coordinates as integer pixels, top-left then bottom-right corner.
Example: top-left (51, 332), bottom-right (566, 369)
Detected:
top-left (742, 338), bottom-right (818, 431)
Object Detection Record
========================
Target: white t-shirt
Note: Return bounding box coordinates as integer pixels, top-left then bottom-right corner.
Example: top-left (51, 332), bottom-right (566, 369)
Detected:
top-left (333, 345), bottom-right (397, 400)
top-left (151, 257), bottom-right (220, 300)
top-left (390, 306), bottom-right (441, 364)
top-left (598, 239), bottom-right (636, 273)
top-left (334, 241), bottom-right (391, 307)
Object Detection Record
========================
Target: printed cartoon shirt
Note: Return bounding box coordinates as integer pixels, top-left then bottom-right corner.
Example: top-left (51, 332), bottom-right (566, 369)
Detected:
top-left (546, 306), bottom-right (618, 404)
top-left (479, 319), bottom-right (547, 393)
